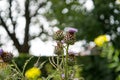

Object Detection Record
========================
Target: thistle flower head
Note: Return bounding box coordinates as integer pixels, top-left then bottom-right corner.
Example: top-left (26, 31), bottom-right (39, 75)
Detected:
top-left (63, 27), bottom-right (77, 45)
top-left (68, 50), bottom-right (77, 66)
top-left (53, 30), bottom-right (64, 41)
top-left (64, 32), bottom-right (76, 45)
top-left (68, 51), bottom-right (76, 60)
top-left (1, 52), bottom-right (13, 63)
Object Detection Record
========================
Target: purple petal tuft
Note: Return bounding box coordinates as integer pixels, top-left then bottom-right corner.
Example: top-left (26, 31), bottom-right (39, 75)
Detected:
top-left (0, 49), bottom-right (3, 55)
top-left (65, 27), bottom-right (78, 34)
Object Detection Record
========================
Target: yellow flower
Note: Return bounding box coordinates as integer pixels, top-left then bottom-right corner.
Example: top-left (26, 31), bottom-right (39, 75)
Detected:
top-left (94, 35), bottom-right (109, 47)
top-left (25, 67), bottom-right (41, 79)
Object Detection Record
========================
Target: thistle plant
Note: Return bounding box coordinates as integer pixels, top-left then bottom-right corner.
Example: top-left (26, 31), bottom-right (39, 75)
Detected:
top-left (49, 28), bottom-right (83, 80)
top-left (0, 49), bottom-right (15, 79)
top-left (0, 27), bottom-right (83, 80)
top-left (0, 49), bottom-right (45, 80)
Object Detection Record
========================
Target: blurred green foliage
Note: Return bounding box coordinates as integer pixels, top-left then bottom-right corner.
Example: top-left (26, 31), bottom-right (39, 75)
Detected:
top-left (46, 0), bottom-right (120, 48)
top-left (101, 43), bottom-right (120, 80)
top-left (78, 55), bottom-right (115, 80)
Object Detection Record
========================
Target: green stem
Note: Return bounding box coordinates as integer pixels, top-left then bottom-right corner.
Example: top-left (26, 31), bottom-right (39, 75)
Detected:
top-left (34, 56), bottom-right (41, 67)
top-left (57, 56), bottom-right (63, 80)
top-left (49, 57), bottom-right (57, 69)
top-left (62, 49), bottom-right (65, 69)
top-left (12, 60), bottom-right (24, 78)
top-left (65, 44), bottom-right (69, 80)
top-left (57, 56), bottom-right (59, 67)
top-left (22, 56), bottom-right (34, 74)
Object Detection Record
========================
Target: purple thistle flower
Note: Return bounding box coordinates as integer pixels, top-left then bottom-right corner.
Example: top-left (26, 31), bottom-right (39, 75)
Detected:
top-left (65, 27), bottom-right (78, 34)
top-left (0, 49), bottom-right (3, 55)
top-left (61, 73), bottom-right (65, 79)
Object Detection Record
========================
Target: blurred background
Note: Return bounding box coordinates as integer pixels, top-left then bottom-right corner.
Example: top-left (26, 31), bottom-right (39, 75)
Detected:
top-left (0, 0), bottom-right (120, 80)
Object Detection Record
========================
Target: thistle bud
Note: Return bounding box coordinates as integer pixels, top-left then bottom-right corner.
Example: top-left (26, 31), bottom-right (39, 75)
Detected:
top-left (68, 51), bottom-right (76, 66)
top-left (68, 58), bottom-right (75, 66)
top-left (53, 30), bottom-right (64, 41)
top-left (1, 52), bottom-right (13, 63)
top-left (64, 32), bottom-right (76, 45)
top-left (54, 42), bottom-right (64, 55)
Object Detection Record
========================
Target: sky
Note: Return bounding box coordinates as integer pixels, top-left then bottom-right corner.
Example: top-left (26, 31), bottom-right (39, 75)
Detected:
top-left (0, 0), bottom-right (94, 57)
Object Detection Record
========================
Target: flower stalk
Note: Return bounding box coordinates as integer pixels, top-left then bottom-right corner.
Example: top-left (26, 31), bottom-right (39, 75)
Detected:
top-left (52, 27), bottom-right (78, 80)
top-left (65, 44), bottom-right (69, 80)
